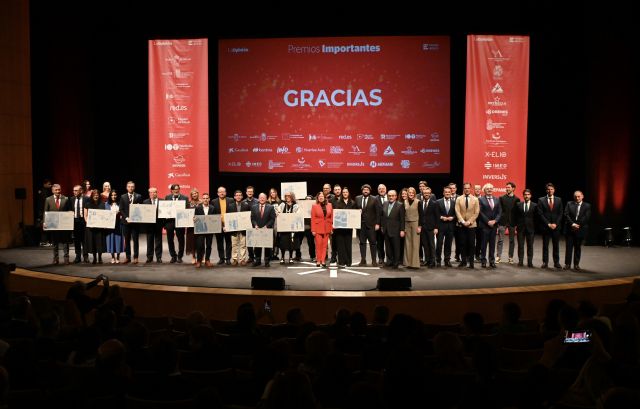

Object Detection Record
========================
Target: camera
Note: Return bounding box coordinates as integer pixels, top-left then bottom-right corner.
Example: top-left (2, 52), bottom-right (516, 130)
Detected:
top-left (563, 329), bottom-right (592, 344)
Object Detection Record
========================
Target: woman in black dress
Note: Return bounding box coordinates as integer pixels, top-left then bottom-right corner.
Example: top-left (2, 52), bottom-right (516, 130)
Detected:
top-left (334, 187), bottom-right (356, 267)
top-left (84, 189), bottom-right (106, 264)
top-left (277, 192), bottom-right (300, 264)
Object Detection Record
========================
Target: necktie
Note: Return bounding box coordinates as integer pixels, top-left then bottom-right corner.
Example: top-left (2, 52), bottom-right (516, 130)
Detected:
top-left (576, 203), bottom-right (581, 219)
top-left (55, 197), bottom-right (60, 209)
top-left (524, 202), bottom-right (528, 213)
top-left (445, 199), bottom-right (450, 213)
top-left (465, 195), bottom-right (469, 209)
top-left (423, 200), bottom-right (427, 212)
top-left (488, 197), bottom-right (494, 209)
top-left (260, 204), bottom-right (264, 218)
top-left (387, 202), bottom-right (393, 216)
top-left (363, 197), bottom-right (367, 209)
top-left (548, 197), bottom-right (553, 210)
top-left (129, 194), bottom-right (133, 204)
top-left (76, 198), bottom-right (80, 217)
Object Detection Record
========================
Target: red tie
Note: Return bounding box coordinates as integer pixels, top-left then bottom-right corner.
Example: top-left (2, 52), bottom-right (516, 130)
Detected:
top-left (260, 204), bottom-right (264, 218)
top-left (55, 197), bottom-right (60, 209)
top-left (549, 197), bottom-right (554, 210)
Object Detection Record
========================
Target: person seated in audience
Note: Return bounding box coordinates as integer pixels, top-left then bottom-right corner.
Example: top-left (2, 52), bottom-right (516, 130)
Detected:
top-left (180, 324), bottom-right (229, 370)
top-left (0, 295), bottom-right (38, 339)
top-left (541, 298), bottom-right (568, 340)
top-left (121, 320), bottom-right (153, 372)
top-left (66, 274), bottom-right (110, 325)
top-left (497, 301), bottom-right (527, 334)
top-left (261, 369), bottom-right (319, 409)
top-left (461, 312), bottom-right (498, 383)
top-left (175, 310), bottom-right (207, 350)
top-left (578, 299), bottom-right (612, 330)
top-left (94, 339), bottom-right (131, 402)
top-left (432, 331), bottom-right (473, 373)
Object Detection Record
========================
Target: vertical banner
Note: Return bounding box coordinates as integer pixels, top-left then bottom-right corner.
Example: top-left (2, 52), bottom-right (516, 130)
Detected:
top-left (464, 35), bottom-right (529, 195)
top-left (149, 39), bottom-right (209, 196)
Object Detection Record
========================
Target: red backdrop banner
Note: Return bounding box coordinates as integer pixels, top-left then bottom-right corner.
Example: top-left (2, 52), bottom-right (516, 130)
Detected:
top-left (218, 36), bottom-right (450, 174)
top-left (149, 39), bottom-right (209, 195)
top-left (463, 35), bottom-right (529, 195)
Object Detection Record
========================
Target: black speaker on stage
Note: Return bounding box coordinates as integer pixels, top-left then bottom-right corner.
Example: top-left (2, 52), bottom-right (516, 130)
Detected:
top-left (376, 277), bottom-right (412, 291)
top-left (15, 188), bottom-right (27, 200)
top-left (251, 277), bottom-right (285, 290)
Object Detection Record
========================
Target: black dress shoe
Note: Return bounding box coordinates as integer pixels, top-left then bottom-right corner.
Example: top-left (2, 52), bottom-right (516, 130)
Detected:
top-left (170, 257), bottom-right (177, 263)
top-left (73, 258), bottom-right (81, 264)
top-left (574, 265), bottom-right (581, 271)
top-left (528, 262), bottom-right (534, 268)
top-left (157, 259), bottom-right (163, 263)
top-left (177, 257), bottom-right (183, 263)
top-left (490, 263), bottom-right (497, 269)
top-left (436, 262), bottom-right (441, 267)
top-left (321, 264), bottom-right (327, 268)
top-left (252, 261), bottom-right (261, 267)
top-left (146, 258), bottom-right (153, 263)
top-left (217, 259), bottom-right (225, 265)
top-left (467, 264), bottom-right (475, 269)
top-left (458, 262), bottom-right (466, 268)
top-left (358, 260), bottom-right (367, 266)
top-left (444, 260), bottom-right (453, 267)
top-left (225, 260), bottom-right (231, 265)
top-left (481, 262), bottom-right (487, 268)
top-left (517, 262), bottom-right (524, 267)
top-left (563, 265), bottom-right (571, 270)
top-left (248, 258), bottom-right (255, 264)
top-left (554, 263), bottom-right (563, 269)
top-left (541, 263), bottom-right (548, 269)
top-left (265, 262), bottom-right (270, 267)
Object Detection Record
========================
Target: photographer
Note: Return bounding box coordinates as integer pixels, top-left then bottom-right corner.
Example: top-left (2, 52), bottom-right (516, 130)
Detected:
top-left (66, 274), bottom-right (110, 325)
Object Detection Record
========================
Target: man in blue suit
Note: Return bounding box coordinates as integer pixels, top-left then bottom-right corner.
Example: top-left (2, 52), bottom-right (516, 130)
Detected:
top-left (478, 183), bottom-right (502, 268)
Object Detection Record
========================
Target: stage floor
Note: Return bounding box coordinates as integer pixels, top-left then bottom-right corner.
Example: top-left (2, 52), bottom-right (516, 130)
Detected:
top-left (1, 237), bottom-right (638, 292)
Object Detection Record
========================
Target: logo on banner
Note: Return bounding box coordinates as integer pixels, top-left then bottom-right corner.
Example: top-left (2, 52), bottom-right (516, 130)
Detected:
top-left (330, 146), bottom-right (344, 154)
top-left (338, 135), bottom-right (352, 140)
top-left (276, 146), bottom-right (290, 154)
top-left (491, 83), bottom-right (504, 94)
top-left (318, 160), bottom-right (326, 167)
top-left (401, 160), bottom-right (411, 169)
top-left (228, 147), bottom-right (248, 153)
top-left (383, 146), bottom-right (395, 156)
top-left (488, 96), bottom-right (507, 107)
top-left (401, 146), bottom-right (417, 155)
top-left (357, 133), bottom-right (374, 140)
top-left (268, 160), bottom-right (284, 170)
top-left (369, 144), bottom-right (378, 156)
top-left (430, 132), bottom-right (440, 141)
top-left (493, 65), bottom-right (503, 79)
top-left (486, 119), bottom-right (506, 130)
top-left (349, 145), bottom-right (363, 155)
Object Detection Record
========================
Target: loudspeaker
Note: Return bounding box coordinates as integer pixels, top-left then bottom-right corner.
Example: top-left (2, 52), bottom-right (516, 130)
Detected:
top-left (376, 277), bottom-right (412, 291)
top-left (251, 277), bottom-right (285, 290)
top-left (15, 188), bottom-right (27, 200)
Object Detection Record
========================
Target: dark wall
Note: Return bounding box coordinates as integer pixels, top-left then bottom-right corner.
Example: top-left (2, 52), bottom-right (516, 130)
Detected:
top-left (30, 3), bottom-right (638, 243)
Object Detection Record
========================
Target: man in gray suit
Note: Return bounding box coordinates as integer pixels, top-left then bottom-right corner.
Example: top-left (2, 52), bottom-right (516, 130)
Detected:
top-left (43, 184), bottom-right (71, 264)
top-left (381, 190), bottom-right (405, 268)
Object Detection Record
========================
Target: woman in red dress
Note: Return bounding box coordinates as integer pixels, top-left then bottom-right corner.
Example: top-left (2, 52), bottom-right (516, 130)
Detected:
top-left (310, 191), bottom-right (333, 268)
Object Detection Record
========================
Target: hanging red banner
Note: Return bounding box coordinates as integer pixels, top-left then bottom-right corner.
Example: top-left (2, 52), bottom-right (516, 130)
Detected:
top-left (149, 39), bottom-right (209, 195)
top-left (464, 35), bottom-right (529, 195)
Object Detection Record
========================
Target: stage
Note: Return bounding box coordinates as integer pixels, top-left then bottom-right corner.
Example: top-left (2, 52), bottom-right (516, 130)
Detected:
top-left (2, 238), bottom-right (638, 323)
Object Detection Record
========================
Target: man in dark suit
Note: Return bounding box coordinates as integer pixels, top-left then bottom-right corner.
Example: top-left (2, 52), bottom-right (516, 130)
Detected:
top-left (564, 191), bottom-right (591, 271)
top-left (328, 184), bottom-right (342, 265)
top-left (436, 186), bottom-right (456, 267)
top-left (478, 184), bottom-right (502, 268)
top-left (449, 182), bottom-right (462, 262)
top-left (537, 183), bottom-right (563, 269)
top-left (43, 183), bottom-right (71, 264)
top-left (419, 187), bottom-right (439, 267)
top-left (355, 184), bottom-right (381, 266)
top-left (380, 190), bottom-right (405, 268)
top-left (514, 189), bottom-right (537, 267)
top-left (70, 184), bottom-right (89, 263)
top-left (211, 186), bottom-right (235, 265)
top-left (164, 184), bottom-right (188, 263)
top-left (119, 181), bottom-right (143, 264)
top-left (251, 193), bottom-right (276, 267)
top-left (376, 184), bottom-right (388, 265)
top-left (497, 182), bottom-right (520, 264)
top-left (194, 192), bottom-right (215, 267)
top-left (143, 187), bottom-right (163, 263)
top-left (243, 185), bottom-right (258, 263)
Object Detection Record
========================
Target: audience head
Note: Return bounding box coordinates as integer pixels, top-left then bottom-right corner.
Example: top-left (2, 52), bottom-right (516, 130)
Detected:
top-left (373, 305), bottom-right (390, 325)
top-left (265, 370), bottom-right (317, 409)
top-left (501, 302), bottom-right (521, 325)
top-left (462, 312), bottom-right (485, 335)
top-left (286, 307), bottom-right (304, 325)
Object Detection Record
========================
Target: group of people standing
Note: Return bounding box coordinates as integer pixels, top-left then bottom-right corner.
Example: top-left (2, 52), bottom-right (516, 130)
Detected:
top-left (41, 179), bottom-right (591, 272)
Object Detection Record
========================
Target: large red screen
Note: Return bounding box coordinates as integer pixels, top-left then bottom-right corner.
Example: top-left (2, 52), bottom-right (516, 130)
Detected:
top-left (218, 36), bottom-right (450, 173)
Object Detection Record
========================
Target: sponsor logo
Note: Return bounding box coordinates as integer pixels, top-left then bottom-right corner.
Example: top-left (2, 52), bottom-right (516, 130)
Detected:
top-left (401, 160), bottom-right (410, 169)
top-left (401, 146), bottom-right (418, 155)
top-left (422, 161), bottom-right (441, 169)
top-left (277, 146), bottom-right (290, 154)
top-left (493, 64), bottom-right (503, 79)
top-left (484, 151), bottom-right (507, 158)
top-left (228, 147), bottom-right (248, 153)
top-left (338, 134), bottom-right (352, 140)
top-left (227, 162), bottom-right (242, 167)
top-left (430, 132), bottom-right (440, 141)
top-left (488, 96), bottom-right (507, 107)
top-left (174, 69), bottom-right (193, 79)
top-left (422, 43), bottom-right (440, 51)
top-left (168, 172), bottom-right (191, 178)
top-left (488, 49), bottom-right (509, 62)
top-left (349, 145), bottom-right (364, 155)
top-left (282, 133), bottom-right (303, 140)
top-left (187, 39), bottom-right (204, 46)
top-left (380, 133), bottom-right (399, 140)
top-left (485, 109), bottom-right (509, 116)
top-left (268, 160), bottom-right (285, 170)
top-left (486, 118), bottom-right (506, 131)
top-left (168, 132), bottom-right (188, 139)
top-left (370, 161), bottom-right (393, 168)
top-left (296, 147), bottom-right (326, 153)
top-left (165, 143), bottom-right (193, 151)
top-left (153, 40), bottom-right (173, 46)
top-left (383, 146), bottom-right (395, 156)
top-left (419, 148), bottom-right (440, 154)
top-left (330, 146), bottom-right (344, 154)
top-left (491, 83), bottom-right (504, 94)
top-left (308, 134), bottom-right (317, 141)
top-left (245, 161), bottom-right (262, 168)
top-left (165, 92), bottom-right (189, 100)
top-left (357, 133), bottom-right (374, 140)
top-left (327, 162), bottom-right (344, 169)
top-left (482, 174), bottom-right (508, 180)
top-left (369, 144), bottom-right (378, 156)
top-left (484, 162), bottom-right (508, 170)
top-left (168, 117), bottom-right (190, 125)
top-left (291, 157), bottom-right (311, 169)
top-left (253, 147), bottom-right (273, 153)
top-left (347, 161), bottom-right (365, 167)
top-left (369, 161), bottom-right (377, 168)
top-left (318, 160), bottom-right (326, 167)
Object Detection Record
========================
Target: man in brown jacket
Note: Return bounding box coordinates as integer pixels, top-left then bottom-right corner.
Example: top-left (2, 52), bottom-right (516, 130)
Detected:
top-left (455, 182), bottom-right (480, 268)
